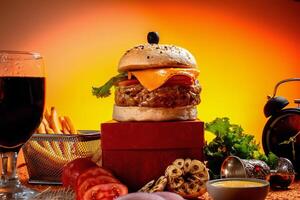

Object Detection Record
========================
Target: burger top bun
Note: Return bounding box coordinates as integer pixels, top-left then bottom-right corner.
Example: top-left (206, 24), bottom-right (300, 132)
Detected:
top-left (118, 44), bottom-right (197, 72)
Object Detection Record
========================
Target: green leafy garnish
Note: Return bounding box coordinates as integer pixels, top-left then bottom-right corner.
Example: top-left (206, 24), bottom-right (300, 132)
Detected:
top-left (204, 117), bottom-right (278, 179)
top-left (92, 73), bottom-right (127, 98)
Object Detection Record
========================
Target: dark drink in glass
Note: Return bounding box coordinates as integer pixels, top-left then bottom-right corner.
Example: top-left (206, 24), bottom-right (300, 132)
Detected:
top-left (0, 77), bottom-right (45, 152)
top-left (0, 51), bottom-right (45, 199)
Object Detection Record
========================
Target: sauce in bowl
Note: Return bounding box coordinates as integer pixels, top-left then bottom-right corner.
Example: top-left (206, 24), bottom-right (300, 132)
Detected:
top-left (207, 178), bottom-right (269, 200)
top-left (212, 180), bottom-right (265, 188)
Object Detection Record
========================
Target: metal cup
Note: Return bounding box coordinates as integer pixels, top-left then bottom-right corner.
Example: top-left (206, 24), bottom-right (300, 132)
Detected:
top-left (221, 156), bottom-right (270, 180)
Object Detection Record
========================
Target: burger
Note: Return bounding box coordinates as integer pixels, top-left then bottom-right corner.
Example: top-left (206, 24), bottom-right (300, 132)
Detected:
top-left (92, 32), bottom-right (201, 121)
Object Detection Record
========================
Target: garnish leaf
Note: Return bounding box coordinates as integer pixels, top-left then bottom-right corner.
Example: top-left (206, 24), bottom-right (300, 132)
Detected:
top-left (204, 117), bottom-right (279, 177)
top-left (92, 73), bottom-right (127, 98)
top-left (205, 117), bottom-right (231, 137)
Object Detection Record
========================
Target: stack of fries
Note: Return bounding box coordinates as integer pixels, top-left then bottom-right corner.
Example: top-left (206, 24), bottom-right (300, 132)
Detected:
top-left (29, 107), bottom-right (79, 165)
top-left (36, 107), bottom-right (78, 135)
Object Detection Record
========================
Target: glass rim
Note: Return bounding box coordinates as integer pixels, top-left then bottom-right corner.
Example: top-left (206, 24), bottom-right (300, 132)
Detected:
top-left (0, 50), bottom-right (42, 60)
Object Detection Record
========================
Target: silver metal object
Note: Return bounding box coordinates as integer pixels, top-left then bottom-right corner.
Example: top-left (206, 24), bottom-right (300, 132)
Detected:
top-left (267, 157), bottom-right (295, 189)
top-left (22, 131), bottom-right (100, 185)
top-left (221, 156), bottom-right (270, 180)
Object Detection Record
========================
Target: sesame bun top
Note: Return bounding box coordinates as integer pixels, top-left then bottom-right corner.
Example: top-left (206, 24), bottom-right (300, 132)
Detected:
top-left (117, 43), bottom-right (197, 72)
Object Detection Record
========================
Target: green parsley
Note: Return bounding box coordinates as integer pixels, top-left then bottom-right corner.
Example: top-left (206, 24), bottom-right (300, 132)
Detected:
top-left (204, 117), bottom-right (278, 178)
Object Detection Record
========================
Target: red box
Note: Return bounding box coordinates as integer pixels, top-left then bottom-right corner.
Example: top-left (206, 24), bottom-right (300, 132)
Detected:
top-left (101, 120), bottom-right (204, 191)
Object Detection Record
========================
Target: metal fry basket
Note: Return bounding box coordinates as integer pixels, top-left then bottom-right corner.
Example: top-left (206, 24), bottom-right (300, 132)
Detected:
top-left (22, 131), bottom-right (100, 185)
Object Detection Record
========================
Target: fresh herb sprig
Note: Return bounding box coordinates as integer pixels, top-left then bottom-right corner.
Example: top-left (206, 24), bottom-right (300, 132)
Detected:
top-left (92, 73), bottom-right (127, 98)
top-left (204, 117), bottom-right (278, 178)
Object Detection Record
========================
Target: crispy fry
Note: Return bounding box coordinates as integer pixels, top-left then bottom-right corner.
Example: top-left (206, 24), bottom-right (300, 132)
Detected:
top-left (42, 121), bottom-right (63, 157)
top-left (58, 117), bottom-right (72, 155)
top-left (59, 116), bottom-right (70, 134)
top-left (61, 142), bottom-right (72, 157)
top-left (30, 141), bottom-right (67, 165)
top-left (62, 141), bottom-right (71, 156)
top-left (58, 116), bottom-right (65, 130)
top-left (42, 117), bottom-right (50, 129)
top-left (41, 141), bottom-right (54, 153)
top-left (45, 126), bottom-right (54, 134)
top-left (64, 116), bottom-right (77, 134)
top-left (50, 107), bottom-right (62, 133)
top-left (51, 142), bottom-right (63, 157)
top-left (37, 120), bottom-right (52, 151)
top-left (36, 122), bottom-right (46, 134)
top-left (42, 118), bottom-right (54, 134)
top-left (63, 125), bottom-right (70, 134)
top-left (44, 107), bottom-right (51, 123)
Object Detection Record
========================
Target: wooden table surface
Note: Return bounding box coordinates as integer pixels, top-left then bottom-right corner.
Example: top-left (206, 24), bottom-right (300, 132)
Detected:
top-left (17, 151), bottom-right (300, 200)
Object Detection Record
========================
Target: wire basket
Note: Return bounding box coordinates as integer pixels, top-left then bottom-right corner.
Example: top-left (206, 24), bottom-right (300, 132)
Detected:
top-left (22, 131), bottom-right (100, 185)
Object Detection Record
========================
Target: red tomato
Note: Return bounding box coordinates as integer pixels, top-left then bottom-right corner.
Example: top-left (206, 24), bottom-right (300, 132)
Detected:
top-left (77, 167), bottom-right (114, 187)
top-left (77, 175), bottom-right (119, 200)
top-left (164, 75), bottom-right (194, 86)
top-left (62, 158), bottom-right (97, 190)
top-left (82, 183), bottom-right (128, 200)
top-left (118, 79), bottom-right (139, 86)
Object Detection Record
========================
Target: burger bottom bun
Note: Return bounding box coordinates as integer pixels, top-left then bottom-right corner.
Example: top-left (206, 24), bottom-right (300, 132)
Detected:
top-left (113, 105), bottom-right (197, 121)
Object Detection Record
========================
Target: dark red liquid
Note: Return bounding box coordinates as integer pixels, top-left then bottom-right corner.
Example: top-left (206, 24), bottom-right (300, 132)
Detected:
top-left (0, 77), bottom-right (45, 152)
top-left (269, 173), bottom-right (295, 189)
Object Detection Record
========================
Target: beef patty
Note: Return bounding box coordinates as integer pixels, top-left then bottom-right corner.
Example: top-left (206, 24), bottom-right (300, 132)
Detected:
top-left (115, 83), bottom-right (201, 107)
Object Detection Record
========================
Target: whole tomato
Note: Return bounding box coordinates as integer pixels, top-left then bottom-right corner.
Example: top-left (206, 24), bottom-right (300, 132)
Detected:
top-left (62, 157), bottom-right (97, 190)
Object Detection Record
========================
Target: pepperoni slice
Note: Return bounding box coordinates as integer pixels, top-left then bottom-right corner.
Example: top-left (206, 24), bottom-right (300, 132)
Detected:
top-left (77, 167), bottom-right (113, 187)
top-left (82, 183), bottom-right (128, 200)
top-left (77, 175), bottom-right (119, 200)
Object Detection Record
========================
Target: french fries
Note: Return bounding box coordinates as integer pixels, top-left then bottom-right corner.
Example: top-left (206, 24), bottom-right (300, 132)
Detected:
top-left (31, 106), bottom-right (79, 162)
top-left (64, 116), bottom-right (77, 134)
top-left (30, 141), bottom-right (68, 165)
top-left (59, 117), bottom-right (70, 134)
top-left (35, 106), bottom-right (78, 135)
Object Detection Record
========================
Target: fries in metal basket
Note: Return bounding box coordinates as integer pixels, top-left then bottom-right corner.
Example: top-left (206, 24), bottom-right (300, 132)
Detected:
top-left (33, 106), bottom-right (79, 160)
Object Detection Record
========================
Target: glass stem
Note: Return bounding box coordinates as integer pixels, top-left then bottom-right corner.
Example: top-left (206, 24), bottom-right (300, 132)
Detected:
top-left (0, 153), bottom-right (8, 184)
top-left (9, 152), bottom-right (18, 181)
top-left (0, 152), bottom-right (19, 184)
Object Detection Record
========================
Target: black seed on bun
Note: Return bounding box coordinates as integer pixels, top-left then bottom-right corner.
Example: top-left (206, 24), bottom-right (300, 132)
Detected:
top-left (147, 32), bottom-right (160, 44)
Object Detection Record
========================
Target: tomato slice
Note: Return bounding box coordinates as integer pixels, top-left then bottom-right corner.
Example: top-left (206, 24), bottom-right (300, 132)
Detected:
top-left (118, 75), bottom-right (194, 87)
top-left (118, 79), bottom-right (139, 86)
top-left (77, 167), bottom-right (114, 187)
top-left (77, 175), bottom-right (119, 200)
top-left (82, 183), bottom-right (128, 200)
top-left (62, 158), bottom-right (97, 190)
top-left (163, 75), bottom-right (194, 86)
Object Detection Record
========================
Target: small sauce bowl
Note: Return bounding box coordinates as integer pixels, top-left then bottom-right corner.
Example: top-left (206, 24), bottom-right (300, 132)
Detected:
top-left (206, 178), bottom-right (269, 200)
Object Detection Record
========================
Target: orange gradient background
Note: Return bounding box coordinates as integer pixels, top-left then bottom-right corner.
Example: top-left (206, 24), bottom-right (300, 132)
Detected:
top-left (1, 1), bottom-right (300, 144)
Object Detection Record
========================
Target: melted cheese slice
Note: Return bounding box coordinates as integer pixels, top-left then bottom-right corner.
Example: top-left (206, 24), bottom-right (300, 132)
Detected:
top-left (129, 68), bottom-right (199, 91)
